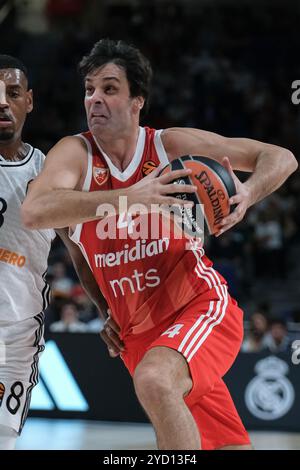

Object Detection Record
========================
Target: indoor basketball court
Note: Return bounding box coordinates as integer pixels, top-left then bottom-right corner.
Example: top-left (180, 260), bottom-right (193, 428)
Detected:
top-left (1, 0), bottom-right (300, 453)
top-left (16, 419), bottom-right (300, 450)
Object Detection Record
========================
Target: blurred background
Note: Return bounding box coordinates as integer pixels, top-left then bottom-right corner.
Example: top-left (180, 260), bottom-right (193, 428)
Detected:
top-left (1, 0), bottom-right (300, 449)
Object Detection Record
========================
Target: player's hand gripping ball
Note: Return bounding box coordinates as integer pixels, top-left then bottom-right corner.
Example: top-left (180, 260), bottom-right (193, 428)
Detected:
top-left (159, 156), bottom-right (236, 237)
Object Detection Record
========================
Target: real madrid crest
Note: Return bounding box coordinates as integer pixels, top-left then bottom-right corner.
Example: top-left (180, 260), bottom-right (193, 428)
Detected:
top-left (93, 163), bottom-right (109, 186)
top-left (245, 356), bottom-right (295, 420)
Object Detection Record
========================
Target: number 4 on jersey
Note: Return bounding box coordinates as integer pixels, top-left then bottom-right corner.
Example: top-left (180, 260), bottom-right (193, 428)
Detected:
top-left (161, 324), bottom-right (184, 338)
top-left (117, 212), bottom-right (135, 234)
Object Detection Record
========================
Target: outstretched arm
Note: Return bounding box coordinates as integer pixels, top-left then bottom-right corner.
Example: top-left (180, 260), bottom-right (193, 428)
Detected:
top-left (21, 136), bottom-right (196, 230)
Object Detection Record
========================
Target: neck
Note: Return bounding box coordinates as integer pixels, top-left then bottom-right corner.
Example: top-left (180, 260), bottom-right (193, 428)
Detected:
top-left (94, 126), bottom-right (140, 172)
top-left (0, 140), bottom-right (27, 161)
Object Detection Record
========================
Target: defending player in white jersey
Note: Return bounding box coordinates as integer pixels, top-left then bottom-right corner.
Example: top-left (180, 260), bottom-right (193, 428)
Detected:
top-left (0, 54), bottom-right (191, 450)
top-left (0, 55), bottom-right (111, 450)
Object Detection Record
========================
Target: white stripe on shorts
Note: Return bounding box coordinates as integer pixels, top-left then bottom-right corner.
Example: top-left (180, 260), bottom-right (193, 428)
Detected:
top-left (185, 284), bottom-right (228, 363)
top-left (178, 247), bottom-right (229, 363)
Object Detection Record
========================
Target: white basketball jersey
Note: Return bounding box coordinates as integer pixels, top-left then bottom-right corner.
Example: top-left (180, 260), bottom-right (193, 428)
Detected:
top-left (0, 145), bottom-right (55, 322)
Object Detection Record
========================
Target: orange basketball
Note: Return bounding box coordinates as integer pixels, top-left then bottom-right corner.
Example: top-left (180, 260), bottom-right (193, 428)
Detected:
top-left (160, 156), bottom-right (236, 236)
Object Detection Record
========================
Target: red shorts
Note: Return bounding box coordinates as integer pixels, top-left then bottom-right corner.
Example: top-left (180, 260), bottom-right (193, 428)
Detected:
top-left (121, 285), bottom-right (250, 450)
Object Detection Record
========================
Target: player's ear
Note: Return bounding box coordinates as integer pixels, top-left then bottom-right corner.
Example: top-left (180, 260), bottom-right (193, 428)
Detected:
top-left (26, 89), bottom-right (33, 114)
top-left (133, 96), bottom-right (144, 114)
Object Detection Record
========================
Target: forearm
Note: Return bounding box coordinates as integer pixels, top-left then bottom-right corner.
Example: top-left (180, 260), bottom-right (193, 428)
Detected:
top-left (80, 278), bottom-right (109, 323)
top-left (22, 188), bottom-right (123, 229)
top-left (244, 148), bottom-right (298, 206)
top-left (56, 227), bottom-right (109, 320)
top-left (74, 261), bottom-right (109, 321)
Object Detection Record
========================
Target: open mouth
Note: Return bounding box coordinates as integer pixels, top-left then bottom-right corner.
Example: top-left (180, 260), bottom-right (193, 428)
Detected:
top-left (91, 114), bottom-right (107, 119)
top-left (0, 116), bottom-right (12, 123)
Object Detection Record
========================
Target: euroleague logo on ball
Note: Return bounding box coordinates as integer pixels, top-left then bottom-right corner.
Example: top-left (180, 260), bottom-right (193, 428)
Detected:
top-left (217, 189), bottom-right (226, 201)
top-left (93, 162), bottom-right (109, 186)
top-left (142, 160), bottom-right (157, 176)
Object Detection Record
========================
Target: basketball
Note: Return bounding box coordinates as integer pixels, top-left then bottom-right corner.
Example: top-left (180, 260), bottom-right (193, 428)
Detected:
top-left (0, 382), bottom-right (5, 400)
top-left (160, 156), bottom-right (236, 236)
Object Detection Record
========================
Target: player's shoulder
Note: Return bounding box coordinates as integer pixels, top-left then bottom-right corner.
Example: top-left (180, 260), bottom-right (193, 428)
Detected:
top-left (50, 135), bottom-right (87, 153)
top-left (161, 127), bottom-right (201, 141)
top-left (160, 127), bottom-right (196, 155)
top-left (45, 135), bottom-right (88, 165)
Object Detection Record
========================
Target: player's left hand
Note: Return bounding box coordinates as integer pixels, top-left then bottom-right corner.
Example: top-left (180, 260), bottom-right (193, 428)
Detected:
top-left (215, 157), bottom-right (251, 236)
top-left (100, 310), bottom-right (125, 358)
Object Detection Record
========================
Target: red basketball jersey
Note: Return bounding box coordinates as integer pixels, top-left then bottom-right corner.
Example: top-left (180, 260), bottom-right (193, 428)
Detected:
top-left (70, 126), bottom-right (227, 337)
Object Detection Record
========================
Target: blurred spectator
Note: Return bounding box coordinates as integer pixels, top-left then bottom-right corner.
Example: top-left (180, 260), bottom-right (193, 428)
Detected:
top-left (50, 261), bottom-right (74, 297)
top-left (87, 316), bottom-right (104, 333)
top-left (264, 318), bottom-right (291, 353)
top-left (50, 301), bottom-right (88, 333)
top-left (254, 207), bottom-right (285, 278)
top-left (208, 230), bottom-right (247, 298)
top-left (70, 284), bottom-right (97, 323)
top-left (242, 312), bottom-right (269, 352)
top-left (15, 0), bottom-right (49, 34)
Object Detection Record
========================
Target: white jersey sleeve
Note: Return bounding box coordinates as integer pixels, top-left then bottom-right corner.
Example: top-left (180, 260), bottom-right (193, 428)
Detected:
top-left (0, 145), bottom-right (55, 322)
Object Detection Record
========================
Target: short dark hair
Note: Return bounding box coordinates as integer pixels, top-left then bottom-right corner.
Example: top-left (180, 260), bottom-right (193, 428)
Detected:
top-left (79, 38), bottom-right (152, 114)
top-left (0, 55), bottom-right (28, 81)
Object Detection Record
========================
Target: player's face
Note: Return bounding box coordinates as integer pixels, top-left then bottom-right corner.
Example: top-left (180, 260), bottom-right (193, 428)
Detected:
top-left (0, 69), bottom-right (33, 143)
top-left (84, 63), bottom-right (144, 136)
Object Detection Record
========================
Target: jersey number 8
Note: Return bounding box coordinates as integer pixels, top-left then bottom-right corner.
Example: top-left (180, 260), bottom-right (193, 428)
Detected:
top-left (0, 197), bottom-right (7, 228)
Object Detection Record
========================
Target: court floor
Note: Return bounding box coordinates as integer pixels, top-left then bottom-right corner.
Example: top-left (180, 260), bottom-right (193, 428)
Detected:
top-left (15, 418), bottom-right (300, 450)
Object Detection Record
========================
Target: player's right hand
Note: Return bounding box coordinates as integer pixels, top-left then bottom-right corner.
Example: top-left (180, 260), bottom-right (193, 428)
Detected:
top-left (100, 310), bottom-right (125, 358)
top-left (127, 166), bottom-right (197, 208)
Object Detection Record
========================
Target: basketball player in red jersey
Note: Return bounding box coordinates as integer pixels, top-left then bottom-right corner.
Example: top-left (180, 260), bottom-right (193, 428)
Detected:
top-left (22, 39), bottom-right (297, 450)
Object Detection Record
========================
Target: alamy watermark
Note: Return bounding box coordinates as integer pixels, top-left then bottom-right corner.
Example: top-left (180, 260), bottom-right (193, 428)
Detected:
top-left (291, 340), bottom-right (300, 365)
top-left (95, 196), bottom-right (206, 246)
top-left (291, 80), bottom-right (300, 104)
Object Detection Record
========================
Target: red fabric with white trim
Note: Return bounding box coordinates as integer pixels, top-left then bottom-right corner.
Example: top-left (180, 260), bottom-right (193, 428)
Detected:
top-left (121, 289), bottom-right (250, 449)
top-left (73, 126), bottom-right (228, 338)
